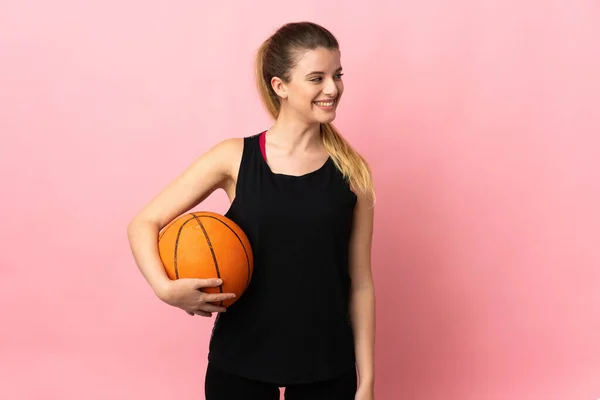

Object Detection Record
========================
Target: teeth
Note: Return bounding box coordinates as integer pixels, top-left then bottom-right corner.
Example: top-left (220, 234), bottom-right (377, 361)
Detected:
top-left (315, 100), bottom-right (335, 107)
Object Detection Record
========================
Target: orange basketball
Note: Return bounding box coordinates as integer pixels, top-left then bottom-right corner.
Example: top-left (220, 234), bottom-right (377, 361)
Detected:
top-left (157, 211), bottom-right (254, 308)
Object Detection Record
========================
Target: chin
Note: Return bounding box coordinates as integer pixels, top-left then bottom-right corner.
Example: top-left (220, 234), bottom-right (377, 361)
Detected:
top-left (313, 111), bottom-right (337, 124)
top-left (320, 115), bottom-right (336, 124)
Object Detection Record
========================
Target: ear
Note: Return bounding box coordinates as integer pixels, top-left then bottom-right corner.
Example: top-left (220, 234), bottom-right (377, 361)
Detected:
top-left (271, 76), bottom-right (288, 99)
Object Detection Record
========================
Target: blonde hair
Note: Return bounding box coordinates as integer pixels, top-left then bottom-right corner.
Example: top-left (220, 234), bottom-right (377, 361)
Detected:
top-left (255, 22), bottom-right (375, 204)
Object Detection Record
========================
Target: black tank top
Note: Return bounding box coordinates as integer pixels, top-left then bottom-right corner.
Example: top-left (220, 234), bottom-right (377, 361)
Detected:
top-left (208, 132), bottom-right (357, 385)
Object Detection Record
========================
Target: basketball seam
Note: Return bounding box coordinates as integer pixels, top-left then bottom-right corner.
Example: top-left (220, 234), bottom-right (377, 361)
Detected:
top-left (192, 214), bottom-right (224, 307)
top-left (192, 213), bottom-right (252, 293)
top-left (172, 215), bottom-right (200, 279)
top-left (160, 213), bottom-right (195, 242)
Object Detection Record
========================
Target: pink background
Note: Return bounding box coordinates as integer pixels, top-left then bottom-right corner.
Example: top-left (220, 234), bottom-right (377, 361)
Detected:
top-left (1, 1), bottom-right (599, 399)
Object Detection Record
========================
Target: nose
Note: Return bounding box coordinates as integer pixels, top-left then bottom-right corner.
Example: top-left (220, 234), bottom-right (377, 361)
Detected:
top-left (323, 77), bottom-right (339, 97)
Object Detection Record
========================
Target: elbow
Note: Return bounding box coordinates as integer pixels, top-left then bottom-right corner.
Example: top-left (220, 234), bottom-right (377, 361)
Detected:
top-left (127, 216), bottom-right (152, 239)
top-left (127, 215), bottom-right (141, 235)
top-left (128, 216), bottom-right (161, 234)
top-left (127, 219), bottom-right (138, 242)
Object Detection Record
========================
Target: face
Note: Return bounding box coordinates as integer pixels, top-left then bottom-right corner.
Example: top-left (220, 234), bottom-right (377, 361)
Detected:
top-left (272, 47), bottom-right (344, 124)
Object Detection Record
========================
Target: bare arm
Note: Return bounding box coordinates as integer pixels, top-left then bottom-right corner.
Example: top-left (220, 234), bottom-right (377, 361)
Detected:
top-left (348, 190), bottom-right (376, 393)
top-left (127, 138), bottom-right (243, 302)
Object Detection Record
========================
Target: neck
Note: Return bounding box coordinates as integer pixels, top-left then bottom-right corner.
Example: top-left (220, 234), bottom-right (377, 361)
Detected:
top-left (266, 106), bottom-right (323, 154)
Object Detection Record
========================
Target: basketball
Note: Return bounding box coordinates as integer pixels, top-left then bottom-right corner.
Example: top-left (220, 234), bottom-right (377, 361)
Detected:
top-left (157, 211), bottom-right (254, 308)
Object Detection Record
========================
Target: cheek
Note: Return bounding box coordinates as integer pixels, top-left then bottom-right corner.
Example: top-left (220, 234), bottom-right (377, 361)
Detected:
top-left (292, 88), bottom-right (318, 108)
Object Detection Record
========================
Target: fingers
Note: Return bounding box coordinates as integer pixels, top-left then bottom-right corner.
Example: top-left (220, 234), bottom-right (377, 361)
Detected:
top-left (194, 310), bottom-right (212, 317)
top-left (197, 303), bottom-right (228, 313)
top-left (201, 292), bottom-right (236, 304)
top-left (186, 310), bottom-right (212, 317)
top-left (193, 278), bottom-right (223, 289)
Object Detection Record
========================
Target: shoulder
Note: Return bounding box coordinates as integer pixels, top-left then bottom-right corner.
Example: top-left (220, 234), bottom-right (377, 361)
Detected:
top-left (205, 137), bottom-right (245, 179)
top-left (211, 133), bottom-right (260, 157)
top-left (211, 137), bottom-right (244, 157)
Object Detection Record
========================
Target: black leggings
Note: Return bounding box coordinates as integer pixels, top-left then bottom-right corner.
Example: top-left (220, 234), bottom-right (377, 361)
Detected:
top-left (205, 363), bottom-right (357, 400)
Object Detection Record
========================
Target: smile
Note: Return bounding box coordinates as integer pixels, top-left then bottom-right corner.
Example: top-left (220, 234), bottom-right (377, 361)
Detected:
top-left (313, 98), bottom-right (336, 107)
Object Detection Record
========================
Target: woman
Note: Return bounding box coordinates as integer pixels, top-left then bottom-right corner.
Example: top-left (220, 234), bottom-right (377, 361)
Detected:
top-left (127, 21), bottom-right (376, 399)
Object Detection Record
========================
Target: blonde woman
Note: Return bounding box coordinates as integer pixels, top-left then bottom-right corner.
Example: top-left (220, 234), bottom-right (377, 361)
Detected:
top-left (128, 21), bottom-right (376, 400)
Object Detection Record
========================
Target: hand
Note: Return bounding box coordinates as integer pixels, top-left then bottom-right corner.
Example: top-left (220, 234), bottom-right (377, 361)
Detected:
top-left (156, 278), bottom-right (236, 317)
top-left (355, 383), bottom-right (374, 400)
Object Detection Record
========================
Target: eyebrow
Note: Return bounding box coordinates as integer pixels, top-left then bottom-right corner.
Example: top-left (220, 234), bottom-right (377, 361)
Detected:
top-left (305, 67), bottom-right (343, 76)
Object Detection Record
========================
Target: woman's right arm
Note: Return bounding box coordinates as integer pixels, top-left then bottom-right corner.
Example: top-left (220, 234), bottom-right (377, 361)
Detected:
top-left (127, 138), bottom-right (243, 315)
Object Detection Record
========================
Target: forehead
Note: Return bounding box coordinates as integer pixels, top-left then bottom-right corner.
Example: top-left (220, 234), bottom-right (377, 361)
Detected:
top-left (293, 47), bottom-right (341, 72)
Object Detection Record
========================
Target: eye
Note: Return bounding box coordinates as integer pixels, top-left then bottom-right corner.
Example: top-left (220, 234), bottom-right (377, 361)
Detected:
top-left (310, 73), bottom-right (344, 83)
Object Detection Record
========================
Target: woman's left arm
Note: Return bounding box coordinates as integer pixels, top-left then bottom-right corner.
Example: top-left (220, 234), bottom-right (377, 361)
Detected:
top-left (348, 190), bottom-right (376, 397)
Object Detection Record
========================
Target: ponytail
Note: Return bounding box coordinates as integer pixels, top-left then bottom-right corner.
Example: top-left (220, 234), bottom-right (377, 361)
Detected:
top-left (321, 123), bottom-right (375, 204)
top-left (255, 39), bottom-right (280, 119)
